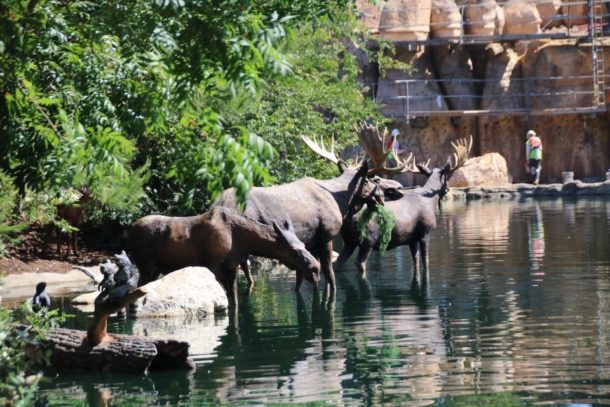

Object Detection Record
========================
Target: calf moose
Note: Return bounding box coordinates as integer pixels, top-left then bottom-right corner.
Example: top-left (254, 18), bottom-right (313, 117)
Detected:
top-left (129, 207), bottom-right (320, 304)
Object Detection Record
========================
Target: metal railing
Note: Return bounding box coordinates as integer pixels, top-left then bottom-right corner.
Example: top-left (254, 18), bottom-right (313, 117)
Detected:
top-left (365, 74), bottom-right (608, 117)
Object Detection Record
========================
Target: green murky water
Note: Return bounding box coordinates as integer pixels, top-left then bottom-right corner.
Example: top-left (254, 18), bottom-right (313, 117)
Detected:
top-left (39, 198), bottom-right (610, 406)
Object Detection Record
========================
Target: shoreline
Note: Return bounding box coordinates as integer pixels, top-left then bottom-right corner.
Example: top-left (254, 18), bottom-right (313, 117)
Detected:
top-left (2, 182), bottom-right (609, 307)
top-left (448, 180), bottom-right (610, 200)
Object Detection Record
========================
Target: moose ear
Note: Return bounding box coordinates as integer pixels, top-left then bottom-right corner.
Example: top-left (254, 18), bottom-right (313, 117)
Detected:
top-left (441, 161), bottom-right (451, 174)
top-left (416, 164), bottom-right (432, 177)
top-left (337, 159), bottom-right (348, 174)
top-left (355, 160), bottom-right (369, 179)
top-left (273, 221), bottom-right (289, 243)
top-left (282, 217), bottom-right (295, 233)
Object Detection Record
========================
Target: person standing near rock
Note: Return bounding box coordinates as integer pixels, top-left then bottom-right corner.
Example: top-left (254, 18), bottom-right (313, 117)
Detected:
top-left (525, 129), bottom-right (542, 185)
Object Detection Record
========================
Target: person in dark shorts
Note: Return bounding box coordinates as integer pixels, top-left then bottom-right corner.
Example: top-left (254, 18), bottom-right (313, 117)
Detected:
top-left (525, 130), bottom-right (542, 185)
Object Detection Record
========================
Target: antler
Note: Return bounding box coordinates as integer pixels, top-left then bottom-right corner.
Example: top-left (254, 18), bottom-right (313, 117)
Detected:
top-left (404, 157), bottom-right (431, 174)
top-left (355, 121), bottom-right (412, 176)
top-left (448, 135), bottom-right (473, 172)
top-left (300, 134), bottom-right (338, 165)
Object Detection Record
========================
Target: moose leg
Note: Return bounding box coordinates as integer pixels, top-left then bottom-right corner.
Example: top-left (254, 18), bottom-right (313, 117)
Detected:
top-left (240, 260), bottom-right (254, 295)
top-left (319, 241), bottom-right (336, 294)
top-left (355, 244), bottom-right (373, 276)
top-left (221, 267), bottom-right (239, 305)
top-left (409, 242), bottom-right (420, 283)
top-left (334, 244), bottom-right (356, 272)
top-left (420, 237), bottom-right (430, 282)
top-left (71, 231), bottom-right (78, 257)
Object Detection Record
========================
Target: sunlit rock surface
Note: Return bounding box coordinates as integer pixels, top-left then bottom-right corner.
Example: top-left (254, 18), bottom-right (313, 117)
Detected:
top-left (449, 152), bottom-right (510, 187)
top-left (72, 266), bottom-right (228, 317)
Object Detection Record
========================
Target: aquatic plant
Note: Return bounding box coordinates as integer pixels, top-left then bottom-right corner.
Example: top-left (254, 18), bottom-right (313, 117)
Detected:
top-left (356, 205), bottom-right (396, 253)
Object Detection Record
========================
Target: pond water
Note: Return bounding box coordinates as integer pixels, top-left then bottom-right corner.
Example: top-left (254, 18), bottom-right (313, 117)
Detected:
top-left (39, 198), bottom-right (610, 406)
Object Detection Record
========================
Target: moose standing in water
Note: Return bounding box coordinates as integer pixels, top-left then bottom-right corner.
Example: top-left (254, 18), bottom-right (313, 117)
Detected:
top-left (129, 207), bottom-right (320, 304)
top-left (336, 134), bottom-right (472, 283)
top-left (215, 161), bottom-right (385, 294)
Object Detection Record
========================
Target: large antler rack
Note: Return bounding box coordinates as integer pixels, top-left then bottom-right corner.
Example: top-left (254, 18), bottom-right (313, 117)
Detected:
top-left (355, 122), bottom-right (413, 176)
top-left (447, 135), bottom-right (473, 172)
top-left (300, 134), bottom-right (339, 165)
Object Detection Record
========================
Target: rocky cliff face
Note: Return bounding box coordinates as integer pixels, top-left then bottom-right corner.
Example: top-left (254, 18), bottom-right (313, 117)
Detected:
top-left (355, 0), bottom-right (610, 185)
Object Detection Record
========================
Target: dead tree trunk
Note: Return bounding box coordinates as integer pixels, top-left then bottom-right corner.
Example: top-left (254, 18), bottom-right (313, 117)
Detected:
top-left (36, 253), bottom-right (193, 374)
top-left (41, 328), bottom-right (192, 373)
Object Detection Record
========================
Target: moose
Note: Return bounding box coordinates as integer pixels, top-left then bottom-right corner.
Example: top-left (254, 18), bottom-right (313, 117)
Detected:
top-left (335, 136), bottom-right (473, 281)
top-left (54, 187), bottom-right (92, 258)
top-left (215, 160), bottom-right (385, 294)
top-left (128, 207), bottom-right (320, 304)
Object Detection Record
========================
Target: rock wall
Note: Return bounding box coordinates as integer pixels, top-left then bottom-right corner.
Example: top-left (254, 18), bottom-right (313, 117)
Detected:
top-left (354, 1), bottom-right (610, 184)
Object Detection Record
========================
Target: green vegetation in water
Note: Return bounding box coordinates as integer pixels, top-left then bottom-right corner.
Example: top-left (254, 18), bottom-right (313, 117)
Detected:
top-left (356, 205), bottom-right (396, 253)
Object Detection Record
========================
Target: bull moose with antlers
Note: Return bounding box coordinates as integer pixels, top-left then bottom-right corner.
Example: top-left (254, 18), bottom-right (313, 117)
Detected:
top-left (215, 156), bottom-right (388, 294)
top-left (336, 132), bottom-right (473, 282)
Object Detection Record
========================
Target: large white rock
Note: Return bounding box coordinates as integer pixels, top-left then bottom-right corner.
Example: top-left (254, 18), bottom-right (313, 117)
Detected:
top-left (448, 153), bottom-right (510, 187)
top-left (71, 267), bottom-right (228, 318)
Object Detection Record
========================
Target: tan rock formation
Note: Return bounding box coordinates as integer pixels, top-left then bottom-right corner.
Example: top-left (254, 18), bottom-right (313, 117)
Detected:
top-left (430, 46), bottom-right (477, 110)
top-left (561, 0), bottom-right (588, 27)
top-left (357, 0), bottom-right (382, 33)
top-left (448, 152), bottom-right (510, 186)
top-left (495, 4), bottom-right (505, 35)
top-left (431, 0), bottom-right (463, 39)
top-left (463, 0), bottom-right (500, 36)
top-left (521, 42), bottom-right (594, 110)
top-left (480, 46), bottom-right (522, 112)
top-left (379, 0), bottom-right (432, 41)
top-left (376, 47), bottom-right (447, 117)
top-left (536, 0), bottom-right (563, 29)
top-left (503, 0), bottom-right (542, 35)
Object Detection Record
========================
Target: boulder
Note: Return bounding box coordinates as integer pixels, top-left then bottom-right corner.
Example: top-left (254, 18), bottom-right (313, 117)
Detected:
top-left (503, 1), bottom-right (542, 35)
top-left (72, 267), bottom-right (228, 318)
top-left (430, 0), bottom-right (462, 39)
top-left (379, 0), bottom-right (432, 41)
top-left (448, 153), bottom-right (510, 187)
top-left (536, 0), bottom-right (563, 29)
top-left (463, 0), bottom-right (500, 36)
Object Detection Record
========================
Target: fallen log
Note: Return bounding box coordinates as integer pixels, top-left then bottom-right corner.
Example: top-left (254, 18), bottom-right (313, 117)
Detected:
top-left (42, 327), bottom-right (193, 374)
top-left (37, 252), bottom-right (194, 374)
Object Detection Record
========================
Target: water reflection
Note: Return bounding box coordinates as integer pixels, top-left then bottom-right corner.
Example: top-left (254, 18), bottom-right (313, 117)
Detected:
top-left (528, 202), bottom-right (546, 285)
top-left (40, 198), bottom-right (610, 406)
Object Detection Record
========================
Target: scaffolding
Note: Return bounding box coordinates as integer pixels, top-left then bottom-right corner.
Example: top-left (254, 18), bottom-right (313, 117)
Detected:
top-left (359, 0), bottom-right (609, 117)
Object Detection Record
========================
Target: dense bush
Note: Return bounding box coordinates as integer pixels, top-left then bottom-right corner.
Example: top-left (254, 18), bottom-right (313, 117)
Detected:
top-left (0, 1), bottom-right (387, 247)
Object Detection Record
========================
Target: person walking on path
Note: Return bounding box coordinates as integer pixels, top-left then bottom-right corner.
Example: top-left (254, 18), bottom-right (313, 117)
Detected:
top-left (525, 129), bottom-right (542, 185)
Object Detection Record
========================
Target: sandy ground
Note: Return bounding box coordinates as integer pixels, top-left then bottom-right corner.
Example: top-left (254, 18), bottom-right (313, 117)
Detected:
top-left (0, 256), bottom-right (105, 308)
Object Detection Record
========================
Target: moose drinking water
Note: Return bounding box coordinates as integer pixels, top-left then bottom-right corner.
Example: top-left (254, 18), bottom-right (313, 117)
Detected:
top-left (129, 207), bottom-right (320, 304)
top-left (215, 160), bottom-right (384, 294)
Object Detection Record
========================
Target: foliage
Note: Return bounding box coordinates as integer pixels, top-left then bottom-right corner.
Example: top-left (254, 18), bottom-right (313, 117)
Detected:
top-left (0, 304), bottom-right (65, 406)
top-left (224, 11), bottom-right (387, 183)
top-left (356, 205), bottom-right (396, 253)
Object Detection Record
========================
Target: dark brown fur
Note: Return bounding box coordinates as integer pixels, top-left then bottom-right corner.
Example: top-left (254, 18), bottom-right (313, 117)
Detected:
top-left (129, 207), bottom-right (320, 303)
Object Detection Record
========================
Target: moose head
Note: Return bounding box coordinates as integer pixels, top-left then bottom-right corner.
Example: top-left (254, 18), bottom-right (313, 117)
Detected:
top-left (272, 219), bottom-right (320, 286)
top-left (401, 136), bottom-right (473, 210)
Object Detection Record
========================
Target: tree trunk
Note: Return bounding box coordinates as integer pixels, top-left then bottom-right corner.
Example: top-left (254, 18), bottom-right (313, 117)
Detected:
top-left (41, 327), bottom-right (193, 374)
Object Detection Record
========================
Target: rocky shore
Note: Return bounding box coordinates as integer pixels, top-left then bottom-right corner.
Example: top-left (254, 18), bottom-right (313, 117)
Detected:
top-left (448, 180), bottom-right (610, 200)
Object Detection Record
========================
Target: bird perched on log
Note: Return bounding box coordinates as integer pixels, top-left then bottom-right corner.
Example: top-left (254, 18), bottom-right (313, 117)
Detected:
top-left (32, 281), bottom-right (51, 312)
